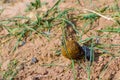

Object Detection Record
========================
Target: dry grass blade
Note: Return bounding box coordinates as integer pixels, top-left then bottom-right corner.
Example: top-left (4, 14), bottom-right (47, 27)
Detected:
top-left (83, 8), bottom-right (115, 22)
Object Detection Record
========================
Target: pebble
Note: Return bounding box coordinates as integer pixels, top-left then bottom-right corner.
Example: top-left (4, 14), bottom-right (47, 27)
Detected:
top-left (16, 63), bottom-right (25, 71)
top-left (18, 41), bottom-right (26, 47)
top-left (82, 46), bottom-right (94, 62)
top-left (31, 57), bottom-right (38, 64)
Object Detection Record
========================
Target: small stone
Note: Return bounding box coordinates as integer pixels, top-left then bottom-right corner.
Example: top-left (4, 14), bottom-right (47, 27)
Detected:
top-left (16, 63), bottom-right (24, 71)
top-left (82, 46), bottom-right (92, 61)
top-left (31, 57), bottom-right (38, 64)
top-left (18, 41), bottom-right (26, 47)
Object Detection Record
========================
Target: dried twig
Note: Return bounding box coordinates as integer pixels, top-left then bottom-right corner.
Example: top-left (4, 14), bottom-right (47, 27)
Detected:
top-left (83, 8), bottom-right (115, 22)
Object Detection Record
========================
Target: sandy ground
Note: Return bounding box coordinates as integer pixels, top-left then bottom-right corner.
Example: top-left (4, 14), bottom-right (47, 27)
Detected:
top-left (0, 0), bottom-right (120, 80)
